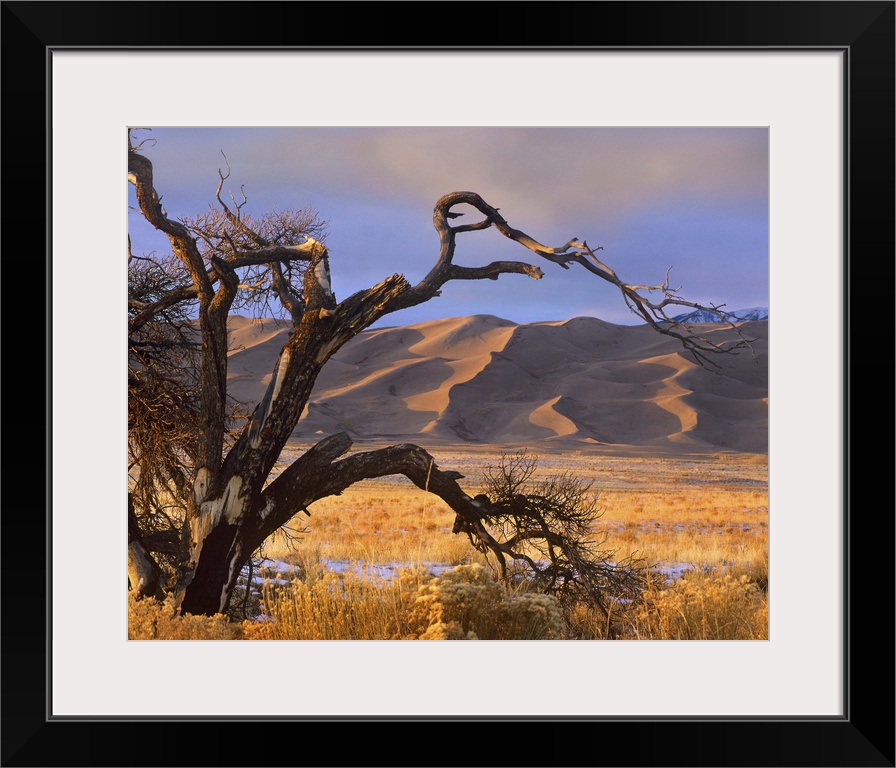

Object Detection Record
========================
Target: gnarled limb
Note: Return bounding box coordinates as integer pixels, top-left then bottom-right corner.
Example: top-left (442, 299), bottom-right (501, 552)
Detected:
top-left (384, 191), bottom-right (754, 368)
top-left (251, 434), bottom-right (638, 636)
top-left (568, 243), bottom-right (756, 368)
top-left (446, 261), bottom-right (544, 282)
top-left (270, 261), bottom-right (306, 325)
top-left (130, 134), bottom-right (232, 474)
top-left (256, 434), bottom-right (496, 552)
top-left (129, 148), bottom-right (211, 300)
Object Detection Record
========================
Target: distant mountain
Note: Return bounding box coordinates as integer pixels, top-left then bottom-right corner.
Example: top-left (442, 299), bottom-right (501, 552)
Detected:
top-left (227, 313), bottom-right (768, 453)
top-left (668, 307), bottom-right (768, 324)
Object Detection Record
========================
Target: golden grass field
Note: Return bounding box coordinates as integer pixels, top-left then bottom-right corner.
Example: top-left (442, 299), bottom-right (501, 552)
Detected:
top-left (129, 441), bottom-right (768, 641)
top-left (252, 441), bottom-right (769, 640)
top-left (263, 441), bottom-right (767, 574)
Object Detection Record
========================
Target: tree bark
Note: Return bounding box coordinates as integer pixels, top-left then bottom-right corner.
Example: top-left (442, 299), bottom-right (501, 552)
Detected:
top-left (182, 433), bottom-right (513, 617)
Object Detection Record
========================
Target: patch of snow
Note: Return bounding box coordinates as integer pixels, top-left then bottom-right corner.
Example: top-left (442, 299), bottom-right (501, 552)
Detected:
top-left (323, 560), bottom-right (454, 581)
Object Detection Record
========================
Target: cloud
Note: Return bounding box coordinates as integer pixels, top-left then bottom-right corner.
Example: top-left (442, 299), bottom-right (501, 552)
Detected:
top-left (141, 126), bottom-right (766, 216)
top-left (130, 126), bottom-right (768, 326)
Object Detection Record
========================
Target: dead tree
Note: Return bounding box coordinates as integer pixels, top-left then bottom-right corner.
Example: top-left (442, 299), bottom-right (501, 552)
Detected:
top-left (127, 129), bottom-right (750, 617)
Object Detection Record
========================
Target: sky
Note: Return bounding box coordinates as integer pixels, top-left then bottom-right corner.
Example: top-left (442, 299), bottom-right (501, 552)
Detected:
top-left (127, 126), bottom-right (768, 327)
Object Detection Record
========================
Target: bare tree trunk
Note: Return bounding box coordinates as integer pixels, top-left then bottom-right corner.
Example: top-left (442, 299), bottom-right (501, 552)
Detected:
top-left (178, 271), bottom-right (409, 616)
top-left (181, 432), bottom-right (510, 617)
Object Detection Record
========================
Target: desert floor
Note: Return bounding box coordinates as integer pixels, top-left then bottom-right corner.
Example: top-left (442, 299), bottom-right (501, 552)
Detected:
top-left (278, 436), bottom-right (767, 496)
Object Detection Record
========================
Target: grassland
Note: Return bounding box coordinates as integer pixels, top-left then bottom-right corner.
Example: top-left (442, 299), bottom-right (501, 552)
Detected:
top-left (257, 442), bottom-right (767, 640)
top-left (129, 441), bottom-right (768, 641)
top-left (262, 441), bottom-right (768, 579)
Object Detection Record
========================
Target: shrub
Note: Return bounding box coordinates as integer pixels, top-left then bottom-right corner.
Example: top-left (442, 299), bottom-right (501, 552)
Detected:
top-left (629, 572), bottom-right (768, 640)
top-left (128, 593), bottom-right (244, 640)
top-left (472, 452), bottom-right (648, 638)
top-left (408, 564), bottom-right (566, 640)
top-left (240, 563), bottom-right (566, 640)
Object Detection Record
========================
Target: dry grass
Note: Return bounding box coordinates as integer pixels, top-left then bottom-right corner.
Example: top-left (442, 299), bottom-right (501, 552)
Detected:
top-left (260, 486), bottom-right (471, 569)
top-left (628, 570), bottom-right (768, 640)
top-left (243, 563), bottom-right (567, 640)
top-left (244, 565), bottom-right (427, 640)
top-left (134, 442), bottom-right (768, 640)
top-left (596, 487), bottom-right (768, 578)
top-left (262, 442), bottom-right (768, 591)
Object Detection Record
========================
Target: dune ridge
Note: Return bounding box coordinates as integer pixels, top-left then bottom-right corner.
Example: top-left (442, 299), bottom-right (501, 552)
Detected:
top-left (226, 314), bottom-right (768, 453)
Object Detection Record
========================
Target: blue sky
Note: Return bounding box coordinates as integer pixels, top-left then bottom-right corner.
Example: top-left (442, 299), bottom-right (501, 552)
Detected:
top-left (128, 126), bottom-right (768, 327)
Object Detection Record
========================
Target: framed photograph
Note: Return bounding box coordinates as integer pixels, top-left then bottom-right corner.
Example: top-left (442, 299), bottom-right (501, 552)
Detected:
top-left (9, 1), bottom-right (893, 766)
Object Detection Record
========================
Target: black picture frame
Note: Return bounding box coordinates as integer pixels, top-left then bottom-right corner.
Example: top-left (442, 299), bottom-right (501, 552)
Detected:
top-left (5, 2), bottom-right (893, 766)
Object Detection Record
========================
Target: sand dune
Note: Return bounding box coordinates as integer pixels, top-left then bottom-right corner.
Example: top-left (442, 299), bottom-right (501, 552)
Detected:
top-left (226, 314), bottom-right (768, 453)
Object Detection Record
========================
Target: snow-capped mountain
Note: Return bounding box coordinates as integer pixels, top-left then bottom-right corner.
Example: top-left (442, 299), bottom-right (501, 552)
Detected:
top-left (669, 307), bottom-right (768, 323)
